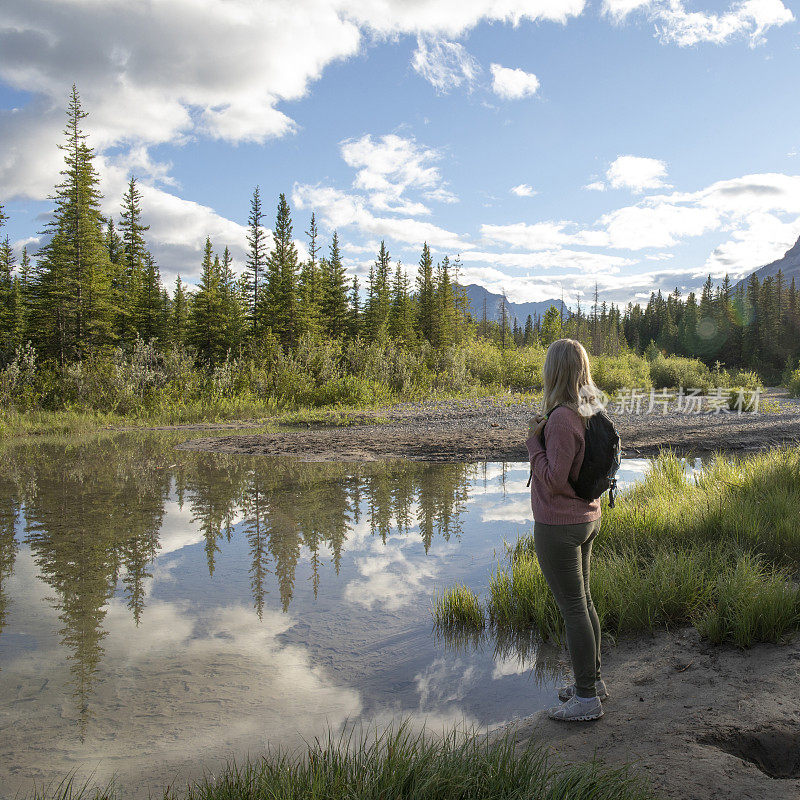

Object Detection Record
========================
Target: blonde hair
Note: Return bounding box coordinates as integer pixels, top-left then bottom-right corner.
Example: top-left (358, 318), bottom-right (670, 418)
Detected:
top-left (542, 339), bottom-right (602, 423)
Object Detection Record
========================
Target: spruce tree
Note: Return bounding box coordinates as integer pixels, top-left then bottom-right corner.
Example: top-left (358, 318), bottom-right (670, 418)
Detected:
top-left (298, 213), bottom-right (323, 340)
top-left (321, 231), bottom-right (348, 338)
top-left (364, 240), bottom-right (391, 339)
top-left (134, 252), bottom-right (165, 344)
top-left (171, 275), bottom-right (188, 347)
top-left (245, 186), bottom-right (266, 340)
top-left (0, 235), bottom-right (15, 351)
top-left (15, 246), bottom-right (32, 346)
top-left (523, 314), bottom-right (533, 346)
top-left (189, 239), bottom-right (228, 363)
top-left (32, 85), bottom-right (114, 361)
top-left (416, 242), bottom-right (435, 343)
top-left (118, 176), bottom-right (150, 346)
top-left (220, 245), bottom-right (245, 353)
top-left (389, 261), bottom-right (415, 345)
top-left (433, 255), bottom-right (457, 349)
top-left (349, 275), bottom-right (361, 338)
top-left (264, 193), bottom-right (299, 348)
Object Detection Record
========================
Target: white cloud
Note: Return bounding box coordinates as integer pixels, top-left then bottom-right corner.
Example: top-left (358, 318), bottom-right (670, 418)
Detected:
top-left (480, 220), bottom-right (609, 249)
top-left (293, 183), bottom-right (470, 250)
top-left (460, 248), bottom-right (634, 272)
top-left (602, 0), bottom-right (652, 22)
top-left (341, 133), bottom-right (456, 214)
top-left (0, 0), bottom-right (586, 202)
top-left (490, 63), bottom-right (541, 99)
top-left (604, 0), bottom-right (794, 47)
top-left (510, 183), bottom-right (537, 197)
top-left (584, 180), bottom-right (607, 192)
top-left (657, 0), bottom-right (794, 47)
top-left (606, 155), bottom-right (670, 193)
top-left (412, 35), bottom-right (481, 93)
top-left (600, 201), bottom-right (719, 249)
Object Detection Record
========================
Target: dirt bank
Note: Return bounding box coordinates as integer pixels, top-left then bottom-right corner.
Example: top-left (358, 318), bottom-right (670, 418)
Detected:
top-left (176, 393), bottom-right (800, 461)
top-left (497, 628), bottom-right (800, 800)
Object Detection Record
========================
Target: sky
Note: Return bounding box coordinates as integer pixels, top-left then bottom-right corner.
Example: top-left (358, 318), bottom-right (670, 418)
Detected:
top-left (1, 0), bottom-right (800, 306)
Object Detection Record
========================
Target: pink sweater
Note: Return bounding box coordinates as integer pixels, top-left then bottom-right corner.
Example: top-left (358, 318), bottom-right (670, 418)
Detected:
top-left (526, 406), bottom-right (601, 525)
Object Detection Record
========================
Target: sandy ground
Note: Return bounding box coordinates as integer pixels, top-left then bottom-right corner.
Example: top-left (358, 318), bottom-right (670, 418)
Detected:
top-left (495, 627), bottom-right (800, 800)
top-left (175, 391), bottom-right (800, 461)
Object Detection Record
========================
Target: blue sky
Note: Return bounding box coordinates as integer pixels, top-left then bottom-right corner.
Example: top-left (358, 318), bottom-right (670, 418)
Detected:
top-left (1, 0), bottom-right (799, 305)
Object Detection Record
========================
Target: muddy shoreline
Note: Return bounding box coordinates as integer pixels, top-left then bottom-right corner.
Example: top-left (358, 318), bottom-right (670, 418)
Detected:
top-left (176, 394), bottom-right (800, 461)
top-left (497, 628), bottom-right (800, 800)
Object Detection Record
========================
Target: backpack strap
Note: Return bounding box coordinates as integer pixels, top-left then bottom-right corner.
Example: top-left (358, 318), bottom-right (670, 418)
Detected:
top-left (526, 404), bottom-right (564, 487)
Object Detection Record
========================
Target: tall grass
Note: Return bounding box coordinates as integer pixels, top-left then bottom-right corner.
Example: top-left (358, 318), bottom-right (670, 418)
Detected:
top-left (26, 723), bottom-right (654, 800)
top-left (434, 447), bottom-right (800, 648)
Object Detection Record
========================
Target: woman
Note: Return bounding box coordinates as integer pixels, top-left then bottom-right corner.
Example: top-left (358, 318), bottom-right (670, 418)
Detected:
top-left (526, 338), bottom-right (607, 722)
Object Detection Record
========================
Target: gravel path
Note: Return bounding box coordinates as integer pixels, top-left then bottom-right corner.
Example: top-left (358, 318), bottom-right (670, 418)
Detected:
top-left (177, 390), bottom-right (800, 461)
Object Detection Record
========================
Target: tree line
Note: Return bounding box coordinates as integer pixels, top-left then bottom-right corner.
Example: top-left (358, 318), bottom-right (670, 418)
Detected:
top-left (0, 87), bottom-right (472, 367)
top-left (1, 86), bottom-right (799, 380)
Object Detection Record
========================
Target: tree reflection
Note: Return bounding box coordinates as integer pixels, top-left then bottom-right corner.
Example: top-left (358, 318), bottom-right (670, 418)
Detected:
top-left (0, 434), bottom-right (477, 734)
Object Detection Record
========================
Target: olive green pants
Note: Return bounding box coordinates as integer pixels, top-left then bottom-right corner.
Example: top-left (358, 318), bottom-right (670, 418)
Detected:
top-left (533, 518), bottom-right (602, 698)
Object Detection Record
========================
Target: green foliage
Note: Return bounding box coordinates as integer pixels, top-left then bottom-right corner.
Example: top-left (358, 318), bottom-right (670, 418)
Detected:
top-left (590, 352), bottom-right (652, 394)
top-left (437, 448), bottom-right (800, 648)
top-left (649, 354), bottom-right (712, 391)
top-left (433, 584), bottom-right (484, 630)
top-left (26, 723), bottom-right (654, 800)
top-left (31, 85), bottom-right (115, 361)
top-left (787, 367), bottom-right (800, 397)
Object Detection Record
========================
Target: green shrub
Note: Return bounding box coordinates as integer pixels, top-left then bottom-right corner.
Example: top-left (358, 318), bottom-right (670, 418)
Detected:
top-left (787, 367), bottom-right (800, 398)
top-left (649, 354), bottom-right (712, 391)
top-left (591, 353), bottom-right (652, 395)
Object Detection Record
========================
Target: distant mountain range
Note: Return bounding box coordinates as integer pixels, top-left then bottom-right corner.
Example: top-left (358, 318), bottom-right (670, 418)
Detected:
top-left (739, 235), bottom-right (800, 287)
top-left (461, 284), bottom-right (565, 324)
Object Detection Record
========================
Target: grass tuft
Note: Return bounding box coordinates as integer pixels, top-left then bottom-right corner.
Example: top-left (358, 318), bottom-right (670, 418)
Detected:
top-left (432, 584), bottom-right (485, 630)
top-left (437, 447), bottom-right (800, 649)
top-left (26, 723), bottom-right (655, 800)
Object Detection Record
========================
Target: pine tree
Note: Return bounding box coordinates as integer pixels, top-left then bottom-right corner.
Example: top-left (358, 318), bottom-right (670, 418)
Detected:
top-left (433, 255), bottom-right (457, 349)
top-left (321, 231), bottom-right (348, 338)
top-left (245, 186), bottom-right (266, 340)
top-left (188, 238), bottom-right (228, 363)
top-left (134, 252), bottom-right (165, 344)
top-left (0, 235), bottom-right (15, 351)
top-left (364, 241), bottom-right (391, 340)
top-left (117, 176), bottom-right (150, 346)
top-left (540, 305), bottom-right (562, 346)
top-left (524, 314), bottom-right (535, 346)
top-left (15, 246), bottom-right (32, 345)
top-left (349, 275), bottom-right (361, 338)
top-left (31, 85), bottom-right (114, 361)
top-left (171, 275), bottom-right (188, 347)
top-left (220, 245), bottom-right (245, 353)
top-left (297, 213), bottom-right (322, 339)
top-left (264, 193), bottom-right (299, 348)
top-left (416, 242), bottom-right (435, 343)
top-left (389, 261), bottom-right (415, 345)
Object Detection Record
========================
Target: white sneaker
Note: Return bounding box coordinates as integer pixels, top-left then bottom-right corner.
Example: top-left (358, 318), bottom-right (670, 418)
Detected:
top-left (559, 679), bottom-right (609, 702)
top-left (548, 694), bottom-right (603, 722)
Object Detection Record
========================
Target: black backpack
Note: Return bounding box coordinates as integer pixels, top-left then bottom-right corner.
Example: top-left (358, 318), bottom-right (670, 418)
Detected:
top-left (528, 405), bottom-right (622, 508)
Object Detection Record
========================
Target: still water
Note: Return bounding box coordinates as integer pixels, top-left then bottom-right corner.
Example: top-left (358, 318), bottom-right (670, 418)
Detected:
top-left (0, 434), bottom-right (657, 797)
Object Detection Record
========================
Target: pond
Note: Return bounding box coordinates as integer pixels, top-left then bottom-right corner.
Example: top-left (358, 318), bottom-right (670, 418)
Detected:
top-left (0, 434), bottom-right (669, 797)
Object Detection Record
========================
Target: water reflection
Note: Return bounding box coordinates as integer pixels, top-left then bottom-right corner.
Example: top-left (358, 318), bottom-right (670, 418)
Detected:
top-left (0, 436), bottom-right (657, 796)
top-left (1, 436), bottom-right (475, 737)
